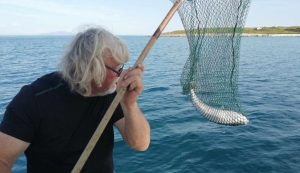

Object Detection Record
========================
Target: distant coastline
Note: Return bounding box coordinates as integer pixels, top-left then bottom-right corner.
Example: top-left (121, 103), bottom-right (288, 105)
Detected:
top-left (162, 26), bottom-right (300, 37)
top-left (162, 33), bottom-right (300, 37)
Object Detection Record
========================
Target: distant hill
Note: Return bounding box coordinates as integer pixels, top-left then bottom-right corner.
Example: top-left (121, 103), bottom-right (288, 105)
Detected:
top-left (163, 26), bottom-right (300, 36)
top-left (244, 26), bottom-right (300, 34)
top-left (39, 31), bottom-right (74, 36)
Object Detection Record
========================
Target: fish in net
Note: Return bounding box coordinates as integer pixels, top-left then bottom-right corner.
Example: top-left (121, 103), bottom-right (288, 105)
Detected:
top-left (170, 0), bottom-right (251, 125)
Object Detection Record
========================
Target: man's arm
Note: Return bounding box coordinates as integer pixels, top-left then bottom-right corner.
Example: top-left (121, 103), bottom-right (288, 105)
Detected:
top-left (0, 132), bottom-right (29, 173)
top-left (114, 103), bottom-right (150, 151)
top-left (114, 64), bottom-right (150, 151)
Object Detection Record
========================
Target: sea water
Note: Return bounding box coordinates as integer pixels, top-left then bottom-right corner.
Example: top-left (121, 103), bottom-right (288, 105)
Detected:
top-left (0, 36), bottom-right (299, 173)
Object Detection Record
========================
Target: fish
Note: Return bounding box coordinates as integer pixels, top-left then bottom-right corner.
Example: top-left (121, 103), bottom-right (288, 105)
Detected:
top-left (190, 88), bottom-right (249, 125)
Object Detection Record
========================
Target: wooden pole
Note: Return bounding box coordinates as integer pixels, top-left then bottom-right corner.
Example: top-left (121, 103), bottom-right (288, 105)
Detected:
top-left (71, 1), bottom-right (183, 172)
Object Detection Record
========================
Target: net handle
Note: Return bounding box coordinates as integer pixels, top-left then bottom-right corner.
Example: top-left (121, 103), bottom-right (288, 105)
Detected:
top-left (71, 1), bottom-right (183, 172)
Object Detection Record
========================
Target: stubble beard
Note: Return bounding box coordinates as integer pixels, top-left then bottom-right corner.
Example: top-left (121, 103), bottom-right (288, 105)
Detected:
top-left (95, 78), bottom-right (119, 96)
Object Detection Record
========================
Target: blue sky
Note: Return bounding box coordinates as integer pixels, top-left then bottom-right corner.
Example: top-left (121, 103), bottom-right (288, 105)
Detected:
top-left (0, 0), bottom-right (299, 35)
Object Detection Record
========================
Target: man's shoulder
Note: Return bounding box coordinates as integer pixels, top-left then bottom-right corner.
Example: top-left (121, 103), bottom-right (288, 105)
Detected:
top-left (30, 72), bottom-right (67, 96)
top-left (31, 72), bottom-right (62, 87)
top-left (7, 72), bottom-right (64, 108)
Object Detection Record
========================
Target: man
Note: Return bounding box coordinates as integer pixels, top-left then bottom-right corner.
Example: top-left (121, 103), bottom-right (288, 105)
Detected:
top-left (0, 27), bottom-right (150, 173)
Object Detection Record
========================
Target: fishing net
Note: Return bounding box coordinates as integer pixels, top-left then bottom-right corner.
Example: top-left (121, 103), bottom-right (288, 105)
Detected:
top-left (171, 0), bottom-right (251, 125)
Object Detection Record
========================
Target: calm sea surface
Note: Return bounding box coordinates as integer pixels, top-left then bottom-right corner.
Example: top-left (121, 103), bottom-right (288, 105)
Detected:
top-left (0, 36), bottom-right (299, 173)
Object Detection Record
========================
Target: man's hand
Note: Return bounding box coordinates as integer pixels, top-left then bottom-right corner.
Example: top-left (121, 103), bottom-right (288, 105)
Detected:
top-left (118, 64), bottom-right (144, 107)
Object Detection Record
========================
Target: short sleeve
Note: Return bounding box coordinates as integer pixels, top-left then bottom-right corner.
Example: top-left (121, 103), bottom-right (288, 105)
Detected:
top-left (111, 103), bottom-right (124, 124)
top-left (107, 93), bottom-right (124, 124)
top-left (0, 85), bottom-right (38, 143)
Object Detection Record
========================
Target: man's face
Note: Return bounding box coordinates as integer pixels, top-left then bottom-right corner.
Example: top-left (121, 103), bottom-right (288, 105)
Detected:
top-left (91, 57), bottom-right (123, 96)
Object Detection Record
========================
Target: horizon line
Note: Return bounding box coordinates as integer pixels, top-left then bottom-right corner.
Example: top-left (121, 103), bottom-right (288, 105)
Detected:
top-left (0, 25), bottom-right (299, 37)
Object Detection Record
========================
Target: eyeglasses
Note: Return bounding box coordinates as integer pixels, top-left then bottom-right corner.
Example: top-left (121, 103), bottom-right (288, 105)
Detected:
top-left (105, 64), bottom-right (124, 77)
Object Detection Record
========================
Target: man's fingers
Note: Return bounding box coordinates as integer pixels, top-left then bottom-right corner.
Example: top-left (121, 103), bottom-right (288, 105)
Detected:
top-left (124, 65), bottom-right (144, 79)
top-left (136, 64), bottom-right (145, 72)
top-left (129, 78), bottom-right (143, 89)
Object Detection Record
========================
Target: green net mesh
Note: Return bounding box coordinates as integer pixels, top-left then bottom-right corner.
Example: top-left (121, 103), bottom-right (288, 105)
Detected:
top-left (171, 0), bottom-right (251, 125)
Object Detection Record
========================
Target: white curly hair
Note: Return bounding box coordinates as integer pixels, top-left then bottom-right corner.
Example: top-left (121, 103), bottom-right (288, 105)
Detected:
top-left (60, 27), bottom-right (129, 96)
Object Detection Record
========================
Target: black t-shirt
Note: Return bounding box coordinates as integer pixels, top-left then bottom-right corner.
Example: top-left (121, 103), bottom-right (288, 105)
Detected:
top-left (0, 72), bottom-right (124, 173)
